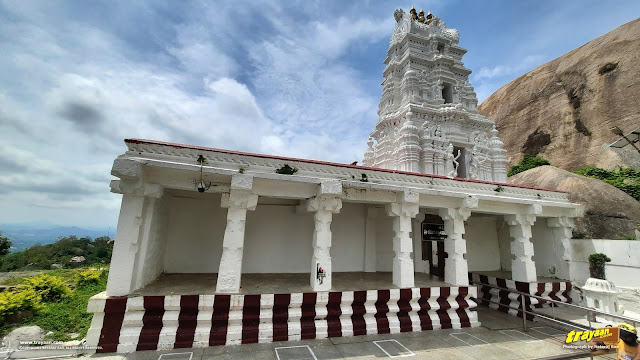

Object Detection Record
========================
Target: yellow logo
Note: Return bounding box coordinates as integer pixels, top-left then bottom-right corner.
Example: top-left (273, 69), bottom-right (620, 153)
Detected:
top-left (565, 327), bottom-right (619, 343)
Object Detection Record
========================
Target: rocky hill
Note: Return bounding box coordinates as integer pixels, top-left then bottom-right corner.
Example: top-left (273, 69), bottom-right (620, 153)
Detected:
top-left (509, 166), bottom-right (640, 239)
top-left (479, 18), bottom-right (640, 171)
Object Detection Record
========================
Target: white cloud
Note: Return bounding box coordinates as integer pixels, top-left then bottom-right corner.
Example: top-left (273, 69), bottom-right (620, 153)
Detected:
top-left (474, 55), bottom-right (546, 81)
top-left (5, 0), bottom-right (638, 229)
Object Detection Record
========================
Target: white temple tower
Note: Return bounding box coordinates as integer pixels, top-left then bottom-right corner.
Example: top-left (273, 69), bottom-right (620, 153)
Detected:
top-left (363, 8), bottom-right (508, 182)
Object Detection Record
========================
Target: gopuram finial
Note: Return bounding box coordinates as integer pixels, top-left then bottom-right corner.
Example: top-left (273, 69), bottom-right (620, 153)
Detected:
top-left (418, 9), bottom-right (425, 23)
top-left (410, 6), bottom-right (418, 20)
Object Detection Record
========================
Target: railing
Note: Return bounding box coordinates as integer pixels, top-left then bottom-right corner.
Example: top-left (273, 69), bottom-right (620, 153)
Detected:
top-left (470, 280), bottom-right (638, 360)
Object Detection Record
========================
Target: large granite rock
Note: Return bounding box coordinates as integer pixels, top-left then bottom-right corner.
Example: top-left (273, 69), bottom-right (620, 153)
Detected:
top-left (509, 166), bottom-right (640, 239)
top-left (479, 18), bottom-right (640, 171)
top-left (1, 326), bottom-right (44, 350)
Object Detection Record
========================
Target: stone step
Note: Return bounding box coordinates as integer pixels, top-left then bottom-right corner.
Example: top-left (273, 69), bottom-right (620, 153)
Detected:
top-left (470, 273), bottom-right (572, 320)
top-left (87, 286), bottom-right (480, 353)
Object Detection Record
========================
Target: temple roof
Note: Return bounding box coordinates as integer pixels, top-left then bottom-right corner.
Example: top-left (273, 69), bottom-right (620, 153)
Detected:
top-left (124, 138), bottom-right (566, 194)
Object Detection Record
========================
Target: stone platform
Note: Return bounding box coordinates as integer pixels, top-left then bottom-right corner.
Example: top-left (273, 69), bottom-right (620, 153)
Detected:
top-left (469, 272), bottom-right (573, 320)
top-left (85, 273), bottom-right (480, 353)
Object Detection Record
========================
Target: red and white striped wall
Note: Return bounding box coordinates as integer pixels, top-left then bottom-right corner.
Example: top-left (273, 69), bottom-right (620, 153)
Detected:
top-left (86, 286), bottom-right (479, 353)
top-left (469, 273), bottom-right (572, 320)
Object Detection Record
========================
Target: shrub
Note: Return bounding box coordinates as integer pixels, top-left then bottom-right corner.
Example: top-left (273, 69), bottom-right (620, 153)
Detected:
top-left (275, 164), bottom-right (298, 175)
top-left (588, 253), bottom-right (611, 265)
top-left (76, 269), bottom-right (103, 287)
top-left (0, 288), bottom-right (42, 323)
top-left (18, 274), bottom-right (71, 302)
top-left (574, 167), bottom-right (640, 201)
top-left (508, 154), bottom-right (550, 177)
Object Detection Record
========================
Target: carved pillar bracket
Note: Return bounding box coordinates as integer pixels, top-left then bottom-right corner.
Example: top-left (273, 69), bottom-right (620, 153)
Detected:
top-left (438, 197), bottom-right (476, 286)
top-left (385, 191), bottom-right (419, 288)
top-left (547, 216), bottom-right (575, 280)
top-left (304, 180), bottom-right (343, 291)
top-left (505, 213), bottom-right (537, 282)
top-left (216, 175), bottom-right (258, 293)
top-left (106, 182), bottom-right (164, 296)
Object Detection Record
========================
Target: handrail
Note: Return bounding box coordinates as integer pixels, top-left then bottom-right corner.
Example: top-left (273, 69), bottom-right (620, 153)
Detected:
top-left (470, 280), bottom-right (639, 325)
top-left (475, 296), bottom-right (592, 331)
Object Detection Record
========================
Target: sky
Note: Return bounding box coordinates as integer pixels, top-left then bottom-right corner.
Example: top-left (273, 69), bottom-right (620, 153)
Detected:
top-left (1, 0), bottom-right (639, 229)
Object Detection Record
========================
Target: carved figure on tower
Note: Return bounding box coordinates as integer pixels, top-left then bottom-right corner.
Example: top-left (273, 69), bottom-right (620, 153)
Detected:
top-left (445, 143), bottom-right (461, 178)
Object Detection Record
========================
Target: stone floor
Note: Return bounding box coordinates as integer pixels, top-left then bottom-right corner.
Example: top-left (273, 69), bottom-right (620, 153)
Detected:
top-left (84, 306), bottom-right (605, 360)
top-left (131, 272), bottom-right (450, 296)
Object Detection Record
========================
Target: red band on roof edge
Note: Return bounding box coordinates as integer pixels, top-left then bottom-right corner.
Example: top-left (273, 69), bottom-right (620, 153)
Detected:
top-left (124, 138), bottom-right (567, 194)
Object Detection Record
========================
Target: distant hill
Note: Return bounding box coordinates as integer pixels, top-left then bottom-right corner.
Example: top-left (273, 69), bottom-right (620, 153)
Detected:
top-left (0, 235), bottom-right (114, 271)
top-left (0, 224), bottom-right (112, 252)
top-left (478, 17), bottom-right (640, 171)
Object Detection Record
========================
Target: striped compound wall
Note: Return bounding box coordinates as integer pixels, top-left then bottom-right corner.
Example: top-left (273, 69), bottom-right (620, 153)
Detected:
top-left (86, 286), bottom-right (479, 353)
top-left (469, 273), bottom-right (572, 320)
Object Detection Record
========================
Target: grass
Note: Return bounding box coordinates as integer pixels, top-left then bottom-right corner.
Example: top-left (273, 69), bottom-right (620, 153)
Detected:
top-left (0, 268), bottom-right (107, 341)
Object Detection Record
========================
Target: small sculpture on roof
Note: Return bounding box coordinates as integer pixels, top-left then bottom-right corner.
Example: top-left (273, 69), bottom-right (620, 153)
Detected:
top-left (410, 6), bottom-right (418, 20)
top-left (418, 9), bottom-right (426, 23)
top-left (426, 11), bottom-right (433, 25)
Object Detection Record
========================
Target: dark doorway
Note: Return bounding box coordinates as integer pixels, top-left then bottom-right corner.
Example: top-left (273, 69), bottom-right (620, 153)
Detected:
top-left (421, 214), bottom-right (446, 279)
top-left (442, 83), bottom-right (453, 103)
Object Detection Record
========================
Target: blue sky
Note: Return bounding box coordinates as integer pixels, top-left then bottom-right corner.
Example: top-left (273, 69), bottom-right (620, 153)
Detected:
top-left (1, 0), bottom-right (639, 229)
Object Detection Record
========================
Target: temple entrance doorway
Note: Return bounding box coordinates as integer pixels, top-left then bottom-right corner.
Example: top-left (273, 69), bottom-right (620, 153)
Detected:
top-left (421, 214), bottom-right (446, 280)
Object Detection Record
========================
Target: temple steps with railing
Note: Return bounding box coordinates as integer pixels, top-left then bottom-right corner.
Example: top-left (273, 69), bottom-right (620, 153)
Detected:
top-left (469, 273), bottom-right (573, 320)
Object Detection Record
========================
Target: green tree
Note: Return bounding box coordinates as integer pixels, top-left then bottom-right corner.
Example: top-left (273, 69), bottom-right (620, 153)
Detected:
top-left (507, 154), bottom-right (551, 177)
top-left (0, 232), bottom-right (12, 256)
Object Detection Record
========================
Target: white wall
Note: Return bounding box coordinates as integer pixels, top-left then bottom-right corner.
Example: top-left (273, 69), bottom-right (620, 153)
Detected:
top-left (531, 220), bottom-right (559, 278)
top-left (163, 193), bottom-right (227, 273)
top-left (466, 215), bottom-right (501, 272)
top-left (331, 203), bottom-right (366, 272)
top-left (497, 216), bottom-right (512, 271)
top-left (569, 239), bottom-right (640, 287)
top-left (375, 214), bottom-right (395, 272)
top-left (163, 197), bottom-right (370, 274)
top-left (242, 203), bottom-right (314, 273)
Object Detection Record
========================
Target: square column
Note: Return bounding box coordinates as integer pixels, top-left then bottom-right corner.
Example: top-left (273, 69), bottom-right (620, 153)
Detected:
top-left (439, 205), bottom-right (473, 286)
top-left (385, 191), bottom-right (419, 288)
top-left (304, 181), bottom-right (342, 291)
top-left (505, 213), bottom-right (537, 282)
top-left (106, 180), bottom-right (164, 296)
top-left (547, 217), bottom-right (575, 280)
top-left (216, 175), bottom-right (258, 293)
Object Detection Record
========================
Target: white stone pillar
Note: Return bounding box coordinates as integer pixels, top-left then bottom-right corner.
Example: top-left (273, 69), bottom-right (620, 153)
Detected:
top-left (106, 180), bottom-right (164, 296)
top-left (412, 214), bottom-right (424, 273)
top-left (439, 205), bottom-right (473, 286)
top-left (385, 191), bottom-right (419, 288)
top-left (433, 146), bottom-right (445, 175)
top-left (305, 181), bottom-right (342, 291)
top-left (216, 175), bottom-right (258, 293)
top-left (547, 217), bottom-right (574, 280)
top-left (420, 140), bottom-right (434, 175)
top-left (365, 207), bottom-right (378, 273)
top-left (505, 213), bottom-right (538, 282)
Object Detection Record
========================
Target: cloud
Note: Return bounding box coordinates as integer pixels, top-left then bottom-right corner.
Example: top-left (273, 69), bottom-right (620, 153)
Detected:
top-left (474, 55), bottom-right (546, 81)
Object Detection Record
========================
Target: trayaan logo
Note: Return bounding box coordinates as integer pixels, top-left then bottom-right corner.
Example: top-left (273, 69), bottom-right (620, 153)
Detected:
top-left (565, 327), bottom-right (619, 344)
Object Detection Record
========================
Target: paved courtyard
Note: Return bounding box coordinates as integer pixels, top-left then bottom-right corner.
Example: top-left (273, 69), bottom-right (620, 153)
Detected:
top-left (86, 307), bottom-right (599, 360)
